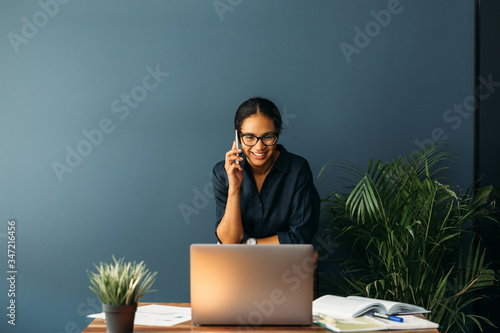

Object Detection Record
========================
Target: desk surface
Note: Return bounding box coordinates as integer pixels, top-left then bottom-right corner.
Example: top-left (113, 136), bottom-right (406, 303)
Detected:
top-left (82, 303), bottom-right (440, 333)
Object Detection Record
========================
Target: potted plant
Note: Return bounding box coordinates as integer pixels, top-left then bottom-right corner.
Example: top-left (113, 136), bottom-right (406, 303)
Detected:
top-left (318, 143), bottom-right (497, 333)
top-left (87, 256), bottom-right (157, 333)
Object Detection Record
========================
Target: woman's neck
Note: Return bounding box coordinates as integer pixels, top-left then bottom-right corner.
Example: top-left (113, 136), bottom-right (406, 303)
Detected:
top-left (249, 150), bottom-right (280, 177)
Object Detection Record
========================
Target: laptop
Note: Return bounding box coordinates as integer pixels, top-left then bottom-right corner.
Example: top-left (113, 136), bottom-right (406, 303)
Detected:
top-left (190, 244), bottom-right (314, 326)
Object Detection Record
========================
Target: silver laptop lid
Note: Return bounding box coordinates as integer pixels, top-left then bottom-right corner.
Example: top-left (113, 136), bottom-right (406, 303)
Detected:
top-left (190, 244), bottom-right (314, 326)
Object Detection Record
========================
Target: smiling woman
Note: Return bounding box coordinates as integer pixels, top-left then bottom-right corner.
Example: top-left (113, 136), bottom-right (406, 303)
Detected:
top-left (212, 97), bottom-right (320, 245)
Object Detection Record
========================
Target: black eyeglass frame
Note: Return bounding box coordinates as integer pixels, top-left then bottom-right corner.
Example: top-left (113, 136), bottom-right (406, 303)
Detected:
top-left (238, 132), bottom-right (279, 147)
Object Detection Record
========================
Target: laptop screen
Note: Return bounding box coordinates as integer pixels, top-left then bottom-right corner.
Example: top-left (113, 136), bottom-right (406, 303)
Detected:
top-left (190, 244), bottom-right (314, 326)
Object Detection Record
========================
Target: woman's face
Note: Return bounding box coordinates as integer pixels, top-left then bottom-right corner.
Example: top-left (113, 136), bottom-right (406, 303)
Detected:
top-left (239, 113), bottom-right (279, 170)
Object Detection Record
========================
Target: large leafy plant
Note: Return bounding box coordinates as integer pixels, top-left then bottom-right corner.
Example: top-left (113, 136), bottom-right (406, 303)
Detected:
top-left (88, 256), bottom-right (157, 306)
top-left (320, 144), bottom-right (497, 333)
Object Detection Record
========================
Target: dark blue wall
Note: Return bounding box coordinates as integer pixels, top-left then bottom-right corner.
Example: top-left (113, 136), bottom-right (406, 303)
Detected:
top-left (0, 0), bottom-right (475, 331)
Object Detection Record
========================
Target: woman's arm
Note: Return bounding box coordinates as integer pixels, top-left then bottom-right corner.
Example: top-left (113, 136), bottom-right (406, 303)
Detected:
top-left (214, 141), bottom-right (245, 244)
top-left (254, 235), bottom-right (279, 244)
top-left (216, 184), bottom-right (243, 244)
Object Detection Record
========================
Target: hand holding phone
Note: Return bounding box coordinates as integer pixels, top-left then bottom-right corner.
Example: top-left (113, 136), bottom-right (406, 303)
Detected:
top-left (225, 130), bottom-right (243, 189)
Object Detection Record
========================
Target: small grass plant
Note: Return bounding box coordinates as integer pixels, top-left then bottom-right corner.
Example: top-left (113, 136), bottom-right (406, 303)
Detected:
top-left (88, 256), bottom-right (157, 306)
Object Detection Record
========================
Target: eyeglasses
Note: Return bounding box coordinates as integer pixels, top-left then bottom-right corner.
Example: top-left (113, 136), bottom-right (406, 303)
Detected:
top-left (239, 133), bottom-right (278, 147)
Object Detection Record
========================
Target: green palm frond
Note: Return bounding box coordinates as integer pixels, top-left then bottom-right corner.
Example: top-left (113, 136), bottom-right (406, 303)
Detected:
top-left (320, 142), bottom-right (498, 333)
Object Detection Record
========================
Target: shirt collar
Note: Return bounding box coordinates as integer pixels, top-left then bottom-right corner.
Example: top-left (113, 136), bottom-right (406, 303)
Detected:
top-left (273, 144), bottom-right (290, 173)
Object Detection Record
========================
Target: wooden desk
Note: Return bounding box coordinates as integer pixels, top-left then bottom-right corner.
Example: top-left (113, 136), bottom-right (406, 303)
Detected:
top-left (82, 303), bottom-right (440, 333)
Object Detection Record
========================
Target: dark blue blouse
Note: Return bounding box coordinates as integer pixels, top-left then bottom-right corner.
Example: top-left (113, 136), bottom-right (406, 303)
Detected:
top-left (212, 145), bottom-right (320, 244)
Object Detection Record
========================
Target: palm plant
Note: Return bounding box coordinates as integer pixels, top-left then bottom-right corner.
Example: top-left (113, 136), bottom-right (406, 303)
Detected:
top-left (88, 256), bottom-right (157, 306)
top-left (319, 143), bottom-right (497, 332)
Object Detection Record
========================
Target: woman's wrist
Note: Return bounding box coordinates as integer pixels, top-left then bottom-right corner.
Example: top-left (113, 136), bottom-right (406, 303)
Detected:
top-left (228, 184), bottom-right (241, 193)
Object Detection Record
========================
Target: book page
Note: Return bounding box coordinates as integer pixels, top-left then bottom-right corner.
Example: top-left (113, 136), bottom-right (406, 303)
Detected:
top-left (347, 296), bottom-right (429, 315)
top-left (313, 295), bottom-right (385, 319)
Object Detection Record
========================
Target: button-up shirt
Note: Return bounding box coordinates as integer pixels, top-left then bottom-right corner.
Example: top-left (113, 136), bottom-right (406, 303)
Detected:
top-left (212, 145), bottom-right (320, 244)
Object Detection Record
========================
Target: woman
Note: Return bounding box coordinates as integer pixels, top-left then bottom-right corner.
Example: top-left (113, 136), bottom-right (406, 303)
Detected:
top-left (212, 97), bottom-right (320, 244)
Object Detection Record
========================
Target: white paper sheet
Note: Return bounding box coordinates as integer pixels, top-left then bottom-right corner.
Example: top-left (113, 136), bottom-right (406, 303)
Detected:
top-left (87, 304), bottom-right (192, 327)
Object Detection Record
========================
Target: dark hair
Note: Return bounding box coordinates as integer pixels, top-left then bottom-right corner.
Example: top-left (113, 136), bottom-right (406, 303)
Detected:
top-left (234, 97), bottom-right (283, 136)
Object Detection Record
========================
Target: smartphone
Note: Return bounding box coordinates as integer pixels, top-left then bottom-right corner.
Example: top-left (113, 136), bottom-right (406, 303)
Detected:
top-left (235, 129), bottom-right (240, 164)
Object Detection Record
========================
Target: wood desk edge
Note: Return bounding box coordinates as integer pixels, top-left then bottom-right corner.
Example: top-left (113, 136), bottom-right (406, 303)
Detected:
top-left (82, 302), bottom-right (440, 333)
